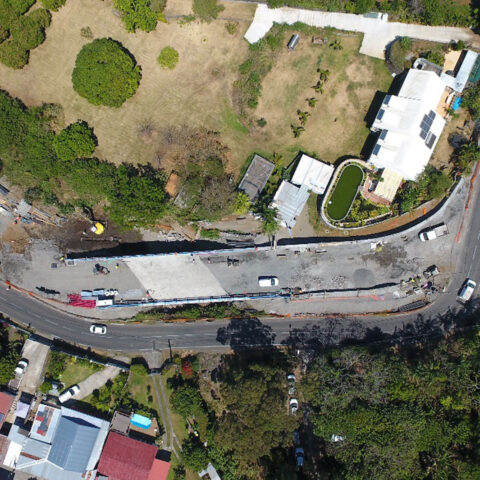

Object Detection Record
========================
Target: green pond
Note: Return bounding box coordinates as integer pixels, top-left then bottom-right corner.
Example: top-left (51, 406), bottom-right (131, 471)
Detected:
top-left (326, 164), bottom-right (364, 221)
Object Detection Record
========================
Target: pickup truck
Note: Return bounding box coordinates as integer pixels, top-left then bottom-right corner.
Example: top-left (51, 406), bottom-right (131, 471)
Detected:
top-left (418, 223), bottom-right (449, 242)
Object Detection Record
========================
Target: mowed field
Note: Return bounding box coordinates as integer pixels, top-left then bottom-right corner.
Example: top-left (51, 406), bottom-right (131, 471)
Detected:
top-left (256, 32), bottom-right (392, 164)
top-left (0, 0), bottom-right (392, 175)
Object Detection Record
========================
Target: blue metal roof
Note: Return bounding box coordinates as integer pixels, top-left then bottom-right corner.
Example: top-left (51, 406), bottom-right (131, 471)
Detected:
top-left (48, 416), bottom-right (99, 472)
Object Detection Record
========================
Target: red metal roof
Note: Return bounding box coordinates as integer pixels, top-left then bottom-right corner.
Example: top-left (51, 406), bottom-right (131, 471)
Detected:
top-left (97, 432), bottom-right (157, 480)
top-left (0, 392), bottom-right (14, 427)
top-left (147, 459), bottom-right (170, 480)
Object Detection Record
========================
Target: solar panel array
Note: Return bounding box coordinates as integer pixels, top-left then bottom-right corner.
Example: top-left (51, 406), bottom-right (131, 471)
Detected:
top-left (419, 110), bottom-right (436, 148)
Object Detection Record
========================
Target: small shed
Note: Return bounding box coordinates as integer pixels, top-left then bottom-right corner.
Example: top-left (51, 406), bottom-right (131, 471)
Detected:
top-left (287, 34), bottom-right (300, 51)
top-left (238, 154), bottom-right (275, 202)
top-left (271, 181), bottom-right (310, 230)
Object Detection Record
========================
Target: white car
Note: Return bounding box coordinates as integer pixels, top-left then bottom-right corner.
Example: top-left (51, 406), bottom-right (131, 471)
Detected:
top-left (89, 324), bottom-right (107, 335)
top-left (290, 398), bottom-right (299, 415)
top-left (258, 276), bottom-right (279, 287)
top-left (458, 279), bottom-right (476, 303)
top-left (58, 385), bottom-right (80, 404)
top-left (287, 373), bottom-right (296, 395)
top-left (14, 359), bottom-right (28, 376)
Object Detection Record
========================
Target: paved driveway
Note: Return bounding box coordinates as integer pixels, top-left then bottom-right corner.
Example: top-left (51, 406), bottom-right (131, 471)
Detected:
top-left (74, 365), bottom-right (122, 400)
top-left (18, 339), bottom-right (50, 395)
top-left (244, 4), bottom-right (480, 58)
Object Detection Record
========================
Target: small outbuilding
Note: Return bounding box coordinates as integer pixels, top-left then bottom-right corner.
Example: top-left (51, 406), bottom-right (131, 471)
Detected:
top-left (238, 154), bottom-right (275, 202)
top-left (291, 154), bottom-right (334, 195)
top-left (287, 34), bottom-right (300, 51)
top-left (271, 181), bottom-right (310, 230)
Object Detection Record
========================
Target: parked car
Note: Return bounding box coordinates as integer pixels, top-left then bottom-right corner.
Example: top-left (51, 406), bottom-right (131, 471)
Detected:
top-left (290, 398), bottom-right (299, 415)
top-left (418, 223), bottom-right (448, 242)
top-left (457, 279), bottom-right (476, 303)
top-left (258, 276), bottom-right (279, 287)
top-left (58, 385), bottom-right (80, 404)
top-left (295, 447), bottom-right (304, 467)
top-left (287, 373), bottom-right (296, 395)
top-left (89, 324), bottom-right (107, 334)
top-left (14, 359), bottom-right (28, 376)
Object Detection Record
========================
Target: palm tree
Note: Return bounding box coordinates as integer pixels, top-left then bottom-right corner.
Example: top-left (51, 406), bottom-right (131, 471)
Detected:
top-left (271, 152), bottom-right (284, 167)
top-left (291, 125), bottom-right (305, 138)
top-left (318, 68), bottom-right (330, 82)
top-left (312, 81), bottom-right (324, 94)
top-left (261, 206), bottom-right (280, 241)
top-left (330, 39), bottom-right (342, 50)
top-left (306, 97), bottom-right (318, 108)
top-left (297, 110), bottom-right (311, 126)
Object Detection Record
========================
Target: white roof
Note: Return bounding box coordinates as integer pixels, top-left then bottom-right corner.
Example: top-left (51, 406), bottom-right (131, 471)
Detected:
top-left (441, 50), bottom-right (478, 93)
top-left (368, 69), bottom-right (446, 180)
top-left (271, 181), bottom-right (310, 229)
top-left (291, 154), bottom-right (334, 194)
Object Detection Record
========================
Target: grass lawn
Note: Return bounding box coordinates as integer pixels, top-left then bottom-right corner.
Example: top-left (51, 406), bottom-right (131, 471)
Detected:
top-left (0, 0), bottom-right (391, 179)
top-left (327, 164), bottom-right (364, 220)
top-left (128, 370), bottom-right (160, 416)
top-left (58, 359), bottom-right (101, 387)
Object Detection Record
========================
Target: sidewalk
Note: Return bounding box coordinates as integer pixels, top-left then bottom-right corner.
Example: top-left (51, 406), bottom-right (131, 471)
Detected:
top-left (244, 5), bottom-right (480, 58)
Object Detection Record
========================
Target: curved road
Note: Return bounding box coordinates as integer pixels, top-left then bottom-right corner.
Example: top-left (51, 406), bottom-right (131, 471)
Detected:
top-left (0, 179), bottom-right (479, 353)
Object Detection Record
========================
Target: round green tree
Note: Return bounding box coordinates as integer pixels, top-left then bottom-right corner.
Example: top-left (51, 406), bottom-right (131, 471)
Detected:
top-left (54, 121), bottom-right (97, 161)
top-left (72, 38), bottom-right (141, 108)
top-left (157, 46), bottom-right (179, 69)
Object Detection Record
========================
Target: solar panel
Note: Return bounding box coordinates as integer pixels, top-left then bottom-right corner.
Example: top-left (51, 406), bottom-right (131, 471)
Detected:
top-left (373, 144), bottom-right (381, 155)
top-left (420, 129), bottom-right (428, 140)
top-left (426, 133), bottom-right (437, 149)
top-left (428, 110), bottom-right (436, 120)
top-left (421, 114), bottom-right (433, 128)
top-left (377, 109), bottom-right (385, 120)
top-left (379, 129), bottom-right (387, 140)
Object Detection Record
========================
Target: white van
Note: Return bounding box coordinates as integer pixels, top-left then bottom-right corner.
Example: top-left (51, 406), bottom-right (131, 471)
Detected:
top-left (458, 279), bottom-right (476, 303)
top-left (258, 276), bottom-right (279, 287)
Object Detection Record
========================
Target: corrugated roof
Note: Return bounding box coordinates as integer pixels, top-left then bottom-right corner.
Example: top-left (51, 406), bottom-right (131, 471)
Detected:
top-left (441, 50), bottom-right (478, 93)
top-left (291, 154), bottom-right (334, 195)
top-left (147, 459), bottom-right (170, 480)
top-left (271, 181), bottom-right (310, 229)
top-left (97, 432), bottom-right (157, 480)
top-left (0, 392), bottom-right (14, 423)
top-left (48, 416), bottom-right (99, 472)
top-left (238, 154), bottom-right (275, 201)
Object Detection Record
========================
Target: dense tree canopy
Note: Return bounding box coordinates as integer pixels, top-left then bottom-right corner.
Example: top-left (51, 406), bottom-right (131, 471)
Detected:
top-left (72, 38), bottom-right (141, 108)
top-left (0, 2), bottom-right (50, 69)
top-left (113, 0), bottom-right (159, 32)
top-left (303, 330), bottom-right (480, 479)
top-left (40, 0), bottom-right (66, 11)
top-left (53, 121), bottom-right (97, 161)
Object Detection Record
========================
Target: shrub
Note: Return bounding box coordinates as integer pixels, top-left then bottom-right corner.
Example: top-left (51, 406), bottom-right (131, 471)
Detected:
top-left (157, 46), bottom-right (179, 69)
top-left (113, 0), bottom-right (158, 33)
top-left (80, 26), bottom-right (93, 39)
top-left (425, 48), bottom-right (445, 66)
top-left (234, 192), bottom-right (251, 213)
top-left (399, 36), bottom-right (412, 50)
top-left (453, 39), bottom-right (466, 51)
top-left (130, 362), bottom-right (148, 376)
top-left (225, 21), bottom-right (238, 35)
top-left (40, 0), bottom-right (66, 11)
top-left (0, 40), bottom-right (28, 69)
top-left (54, 121), bottom-right (97, 161)
top-left (9, 0), bottom-right (35, 16)
top-left (28, 8), bottom-right (51, 28)
top-left (72, 38), bottom-right (141, 107)
top-left (192, 0), bottom-right (224, 22)
top-left (200, 228), bottom-right (220, 239)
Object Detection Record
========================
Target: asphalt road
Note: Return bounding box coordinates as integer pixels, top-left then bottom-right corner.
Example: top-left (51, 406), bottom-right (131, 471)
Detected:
top-left (0, 176), bottom-right (478, 354)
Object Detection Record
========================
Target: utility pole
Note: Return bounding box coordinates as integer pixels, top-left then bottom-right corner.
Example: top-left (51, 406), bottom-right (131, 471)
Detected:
top-left (168, 339), bottom-right (173, 362)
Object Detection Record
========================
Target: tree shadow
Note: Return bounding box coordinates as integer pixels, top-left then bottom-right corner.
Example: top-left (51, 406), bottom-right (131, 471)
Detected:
top-left (216, 318), bottom-right (276, 350)
top-left (282, 303), bottom-right (480, 361)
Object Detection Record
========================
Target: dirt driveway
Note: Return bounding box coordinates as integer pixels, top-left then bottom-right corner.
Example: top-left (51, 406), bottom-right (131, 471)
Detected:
top-left (18, 339), bottom-right (50, 395)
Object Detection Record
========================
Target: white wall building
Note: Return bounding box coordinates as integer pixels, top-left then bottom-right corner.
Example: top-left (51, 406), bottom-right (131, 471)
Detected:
top-left (368, 69), bottom-right (446, 181)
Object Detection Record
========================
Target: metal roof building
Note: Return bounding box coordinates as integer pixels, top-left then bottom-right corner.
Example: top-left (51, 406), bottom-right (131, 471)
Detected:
top-left (368, 69), bottom-right (446, 181)
top-left (291, 154), bottom-right (334, 195)
top-left (238, 154), bottom-right (275, 201)
top-left (4, 404), bottom-right (109, 480)
top-left (441, 50), bottom-right (479, 93)
top-left (271, 181), bottom-right (310, 230)
top-left (97, 431), bottom-right (161, 480)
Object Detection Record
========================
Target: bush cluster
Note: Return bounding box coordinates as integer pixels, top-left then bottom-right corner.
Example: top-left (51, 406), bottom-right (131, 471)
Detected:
top-left (192, 0), bottom-right (224, 22)
top-left (157, 46), bottom-right (179, 69)
top-left (0, 2), bottom-right (51, 69)
top-left (54, 121), bottom-right (97, 161)
top-left (72, 38), bottom-right (142, 108)
top-left (113, 0), bottom-right (159, 33)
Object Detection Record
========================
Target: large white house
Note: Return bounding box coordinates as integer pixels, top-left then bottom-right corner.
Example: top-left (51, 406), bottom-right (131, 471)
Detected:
top-left (368, 69), bottom-right (446, 182)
